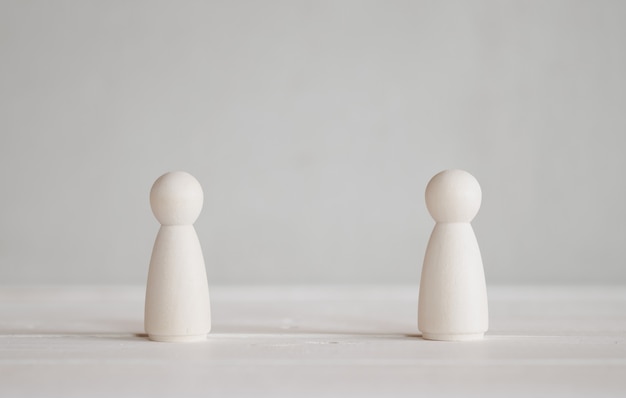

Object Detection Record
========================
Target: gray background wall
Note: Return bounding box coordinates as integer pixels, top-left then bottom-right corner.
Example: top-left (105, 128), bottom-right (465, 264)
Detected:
top-left (1, 0), bottom-right (625, 285)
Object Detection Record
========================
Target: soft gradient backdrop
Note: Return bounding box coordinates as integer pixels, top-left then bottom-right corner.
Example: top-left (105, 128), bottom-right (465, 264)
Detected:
top-left (1, 0), bottom-right (625, 285)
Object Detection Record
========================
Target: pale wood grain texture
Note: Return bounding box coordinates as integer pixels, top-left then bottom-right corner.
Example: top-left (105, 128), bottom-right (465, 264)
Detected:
top-left (1, 286), bottom-right (625, 397)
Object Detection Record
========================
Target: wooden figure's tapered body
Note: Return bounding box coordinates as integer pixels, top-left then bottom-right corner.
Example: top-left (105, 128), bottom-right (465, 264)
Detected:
top-left (144, 171), bottom-right (211, 342)
top-left (145, 225), bottom-right (211, 342)
top-left (418, 222), bottom-right (488, 340)
top-left (418, 169), bottom-right (488, 341)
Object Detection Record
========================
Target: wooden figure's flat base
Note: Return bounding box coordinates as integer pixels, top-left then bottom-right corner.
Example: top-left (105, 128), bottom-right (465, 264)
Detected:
top-left (422, 332), bottom-right (484, 341)
top-left (148, 334), bottom-right (207, 343)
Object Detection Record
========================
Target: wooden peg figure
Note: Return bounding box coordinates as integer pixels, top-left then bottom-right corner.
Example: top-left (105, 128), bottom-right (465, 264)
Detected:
top-left (418, 169), bottom-right (488, 341)
top-left (145, 171), bottom-right (211, 342)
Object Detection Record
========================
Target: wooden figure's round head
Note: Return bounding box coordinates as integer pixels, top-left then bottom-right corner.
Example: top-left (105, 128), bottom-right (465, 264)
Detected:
top-left (150, 171), bottom-right (204, 225)
top-left (425, 169), bottom-right (481, 223)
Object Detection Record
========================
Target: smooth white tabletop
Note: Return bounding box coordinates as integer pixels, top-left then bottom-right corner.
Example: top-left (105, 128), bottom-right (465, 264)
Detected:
top-left (1, 285), bottom-right (625, 397)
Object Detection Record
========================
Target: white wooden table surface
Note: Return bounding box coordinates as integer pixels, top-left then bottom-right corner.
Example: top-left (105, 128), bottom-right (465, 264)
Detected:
top-left (1, 285), bottom-right (625, 397)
